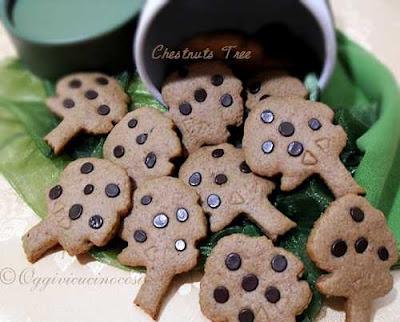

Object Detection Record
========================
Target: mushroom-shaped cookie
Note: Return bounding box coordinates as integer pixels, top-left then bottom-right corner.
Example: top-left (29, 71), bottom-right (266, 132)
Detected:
top-left (103, 107), bottom-right (182, 186)
top-left (45, 73), bottom-right (129, 154)
top-left (22, 158), bottom-right (132, 263)
top-left (200, 234), bottom-right (312, 322)
top-left (179, 143), bottom-right (295, 240)
top-left (246, 70), bottom-right (308, 110)
top-left (243, 97), bottom-right (364, 198)
top-left (307, 195), bottom-right (398, 322)
top-left (162, 61), bottom-right (244, 154)
top-left (118, 177), bottom-right (207, 319)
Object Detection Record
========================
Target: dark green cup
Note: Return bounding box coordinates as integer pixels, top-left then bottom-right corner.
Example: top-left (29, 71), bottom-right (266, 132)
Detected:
top-left (0, 0), bottom-right (144, 80)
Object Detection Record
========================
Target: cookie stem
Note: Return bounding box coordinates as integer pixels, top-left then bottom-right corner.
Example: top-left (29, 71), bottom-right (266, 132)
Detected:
top-left (318, 156), bottom-right (365, 198)
top-left (346, 298), bottom-right (372, 322)
top-left (134, 268), bottom-right (173, 319)
top-left (249, 201), bottom-right (296, 240)
top-left (44, 119), bottom-right (81, 155)
top-left (22, 219), bottom-right (58, 263)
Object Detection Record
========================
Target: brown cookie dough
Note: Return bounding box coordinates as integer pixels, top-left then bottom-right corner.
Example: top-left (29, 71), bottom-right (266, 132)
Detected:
top-left (307, 195), bottom-right (398, 322)
top-left (179, 143), bottom-right (295, 240)
top-left (45, 73), bottom-right (129, 154)
top-left (246, 70), bottom-right (308, 110)
top-left (22, 158), bottom-right (132, 263)
top-left (118, 176), bottom-right (207, 319)
top-left (200, 234), bottom-right (312, 322)
top-left (103, 107), bottom-right (182, 186)
top-left (243, 97), bottom-right (364, 198)
top-left (162, 61), bottom-right (244, 154)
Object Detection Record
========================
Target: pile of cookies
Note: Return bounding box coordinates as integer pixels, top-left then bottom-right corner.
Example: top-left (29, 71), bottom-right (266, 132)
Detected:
top-left (22, 65), bottom-right (397, 322)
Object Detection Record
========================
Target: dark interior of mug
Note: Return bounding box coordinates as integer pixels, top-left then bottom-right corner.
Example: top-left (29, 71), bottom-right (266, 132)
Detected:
top-left (141, 0), bottom-right (324, 95)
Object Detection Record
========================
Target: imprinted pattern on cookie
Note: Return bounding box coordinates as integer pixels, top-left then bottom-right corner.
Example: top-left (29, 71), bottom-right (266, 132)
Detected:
top-left (22, 158), bottom-right (132, 263)
top-left (103, 107), bottom-right (182, 186)
top-left (246, 70), bottom-right (308, 110)
top-left (243, 97), bottom-right (364, 198)
top-left (179, 143), bottom-right (295, 240)
top-left (45, 73), bottom-right (129, 154)
top-left (200, 234), bottom-right (312, 322)
top-left (118, 177), bottom-right (207, 319)
top-left (307, 194), bottom-right (398, 322)
top-left (162, 61), bottom-right (244, 154)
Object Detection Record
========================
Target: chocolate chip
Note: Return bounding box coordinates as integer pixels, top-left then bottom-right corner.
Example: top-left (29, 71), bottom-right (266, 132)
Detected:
top-left (350, 207), bottom-right (364, 222)
top-left (279, 122), bottom-right (295, 137)
top-left (178, 67), bottom-right (188, 78)
top-left (153, 213), bottom-right (169, 228)
top-left (97, 104), bottom-right (110, 115)
top-left (249, 81), bottom-right (261, 94)
top-left (355, 237), bottom-right (368, 253)
top-left (213, 286), bottom-right (229, 303)
top-left (113, 145), bottom-right (125, 158)
top-left (63, 98), bottom-right (75, 108)
top-left (225, 253), bottom-right (241, 271)
top-left (49, 185), bottom-right (63, 200)
top-left (105, 183), bottom-right (120, 198)
top-left (175, 239), bottom-right (187, 251)
top-left (238, 309), bottom-right (254, 322)
top-left (194, 88), bottom-right (207, 102)
top-left (85, 90), bottom-right (98, 100)
top-left (260, 110), bottom-right (274, 124)
top-left (80, 162), bottom-right (94, 174)
top-left (260, 94), bottom-right (270, 101)
top-left (309, 118), bottom-right (322, 130)
top-left (207, 194), bottom-right (221, 209)
top-left (176, 208), bottom-right (189, 222)
top-left (69, 204), bottom-right (83, 220)
top-left (215, 174), bottom-right (228, 185)
top-left (141, 195), bottom-right (152, 205)
top-left (128, 118), bottom-right (138, 128)
top-left (242, 274), bottom-right (259, 292)
top-left (378, 246), bottom-right (389, 261)
top-left (179, 102), bottom-right (192, 115)
top-left (96, 77), bottom-right (109, 85)
top-left (83, 184), bottom-right (94, 195)
top-left (271, 255), bottom-right (288, 272)
top-left (220, 94), bottom-right (233, 107)
top-left (69, 79), bottom-right (81, 88)
top-left (240, 161), bottom-right (251, 173)
top-left (212, 148), bottom-right (224, 158)
top-left (136, 133), bottom-right (148, 145)
top-left (145, 152), bottom-right (157, 168)
top-left (262, 140), bottom-right (274, 154)
top-left (265, 286), bottom-right (280, 303)
top-left (134, 230), bottom-right (147, 243)
top-left (189, 172), bottom-right (202, 186)
top-left (211, 74), bottom-right (224, 86)
top-left (287, 141), bottom-right (304, 157)
top-left (89, 215), bottom-right (103, 229)
top-left (331, 239), bottom-right (347, 257)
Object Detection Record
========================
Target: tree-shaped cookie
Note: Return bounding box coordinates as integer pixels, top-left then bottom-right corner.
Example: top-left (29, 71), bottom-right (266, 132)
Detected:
top-left (179, 143), bottom-right (295, 240)
top-left (243, 96), bottom-right (364, 198)
top-left (45, 73), bottom-right (129, 154)
top-left (22, 158), bottom-right (132, 263)
top-left (246, 70), bottom-right (308, 110)
top-left (162, 61), bottom-right (244, 153)
top-left (200, 234), bottom-right (311, 322)
top-left (307, 194), bottom-right (398, 322)
top-left (103, 107), bottom-right (182, 186)
top-left (118, 176), bottom-right (207, 319)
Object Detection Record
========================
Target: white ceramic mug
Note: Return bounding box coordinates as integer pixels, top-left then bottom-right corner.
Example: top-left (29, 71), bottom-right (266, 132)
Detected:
top-left (135, 0), bottom-right (336, 103)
